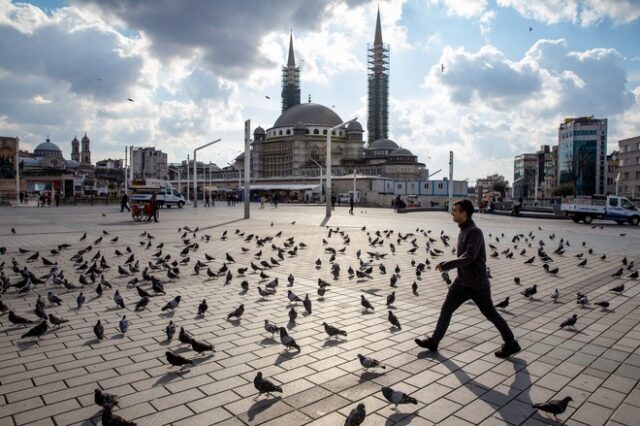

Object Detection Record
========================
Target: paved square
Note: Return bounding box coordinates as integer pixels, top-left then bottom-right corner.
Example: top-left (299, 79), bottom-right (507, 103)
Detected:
top-left (1, 203), bottom-right (639, 425)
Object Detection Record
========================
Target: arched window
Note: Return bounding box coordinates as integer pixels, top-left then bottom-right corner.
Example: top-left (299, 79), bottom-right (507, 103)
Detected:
top-left (286, 130), bottom-right (291, 135)
top-left (322, 129), bottom-right (328, 135)
top-left (313, 129), bottom-right (319, 135)
top-left (305, 129), bottom-right (310, 134)
top-left (279, 130), bottom-right (283, 136)
top-left (331, 130), bottom-right (336, 136)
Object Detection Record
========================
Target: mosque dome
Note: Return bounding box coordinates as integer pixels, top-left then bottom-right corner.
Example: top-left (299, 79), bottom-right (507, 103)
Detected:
top-left (369, 138), bottom-right (399, 150)
top-left (273, 103), bottom-right (343, 128)
top-left (34, 139), bottom-right (63, 158)
top-left (390, 147), bottom-right (414, 157)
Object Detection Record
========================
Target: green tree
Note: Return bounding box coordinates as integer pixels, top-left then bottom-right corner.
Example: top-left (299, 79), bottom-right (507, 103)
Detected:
top-left (551, 183), bottom-right (575, 197)
top-left (492, 181), bottom-right (508, 197)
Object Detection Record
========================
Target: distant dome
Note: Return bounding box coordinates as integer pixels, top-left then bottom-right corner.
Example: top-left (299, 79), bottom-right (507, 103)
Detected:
top-left (391, 148), bottom-right (414, 157)
top-left (293, 120), bottom-right (306, 130)
top-left (253, 126), bottom-right (266, 135)
top-left (346, 120), bottom-right (363, 131)
top-left (370, 138), bottom-right (399, 150)
top-left (34, 139), bottom-right (63, 158)
top-left (273, 103), bottom-right (342, 128)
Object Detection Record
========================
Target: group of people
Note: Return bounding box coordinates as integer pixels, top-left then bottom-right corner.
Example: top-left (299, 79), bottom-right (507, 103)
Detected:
top-left (19, 191), bottom-right (61, 207)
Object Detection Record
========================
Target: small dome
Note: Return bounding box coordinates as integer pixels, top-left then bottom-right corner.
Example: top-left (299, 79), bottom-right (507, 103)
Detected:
top-left (369, 138), bottom-right (399, 150)
top-left (81, 134), bottom-right (90, 142)
top-left (293, 121), bottom-right (306, 130)
top-left (253, 126), bottom-right (266, 135)
top-left (390, 148), bottom-right (414, 157)
top-left (34, 139), bottom-right (63, 157)
top-left (273, 103), bottom-right (342, 128)
top-left (346, 120), bottom-right (363, 132)
top-left (72, 136), bottom-right (79, 144)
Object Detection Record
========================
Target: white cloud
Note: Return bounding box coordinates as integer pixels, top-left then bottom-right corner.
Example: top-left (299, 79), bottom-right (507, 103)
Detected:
top-left (429, 0), bottom-right (488, 19)
top-left (497, 0), bottom-right (640, 26)
top-left (477, 10), bottom-right (496, 35)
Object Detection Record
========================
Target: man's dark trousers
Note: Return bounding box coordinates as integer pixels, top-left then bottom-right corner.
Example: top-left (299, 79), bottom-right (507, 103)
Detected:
top-left (432, 281), bottom-right (514, 344)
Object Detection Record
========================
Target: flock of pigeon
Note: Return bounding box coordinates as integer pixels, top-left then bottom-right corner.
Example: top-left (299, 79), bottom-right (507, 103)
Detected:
top-left (0, 220), bottom-right (636, 424)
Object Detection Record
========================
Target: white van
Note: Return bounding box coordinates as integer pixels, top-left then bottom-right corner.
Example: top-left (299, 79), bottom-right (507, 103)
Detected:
top-left (131, 186), bottom-right (186, 208)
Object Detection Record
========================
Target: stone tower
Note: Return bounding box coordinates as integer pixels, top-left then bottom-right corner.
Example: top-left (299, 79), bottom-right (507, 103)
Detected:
top-left (367, 7), bottom-right (389, 145)
top-left (281, 32), bottom-right (301, 113)
top-left (71, 136), bottom-right (80, 162)
top-left (81, 133), bottom-right (91, 165)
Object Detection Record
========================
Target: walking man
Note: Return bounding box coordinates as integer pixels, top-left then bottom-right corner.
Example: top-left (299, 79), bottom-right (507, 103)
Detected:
top-left (120, 193), bottom-right (130, 212)
top-left (415, 199), bottom-right (520, 358)
top-left (148, 192), bottom-right (158, 222)
top-left (349, 194), bottom-right (354, 215)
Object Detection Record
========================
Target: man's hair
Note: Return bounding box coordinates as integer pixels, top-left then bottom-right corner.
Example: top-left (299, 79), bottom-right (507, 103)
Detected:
top-left (454, 199), bottom-right (474, 218)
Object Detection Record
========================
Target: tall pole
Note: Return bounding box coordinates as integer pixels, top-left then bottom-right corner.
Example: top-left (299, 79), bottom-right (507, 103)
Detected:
top-left (326, 117), bottom-right (357, 218)
top-left (352, 168), bottom-right (357, 203)
top-left (186, 154), bottom-right (190, 203)
top-left (15, 138), bottom-right (20, 203)
top-left (244, 120), bottom-right (251, 219)
top-left (534, 161), bottom-right (539, 203)
top-left (448, 151), bottom-right (453, 212)
top-left (124, 146), bottom-right (128, 194)
top-left (193, 139), bottom-right (221, 208)
top-left (129, 146), bottom-right (133, 185)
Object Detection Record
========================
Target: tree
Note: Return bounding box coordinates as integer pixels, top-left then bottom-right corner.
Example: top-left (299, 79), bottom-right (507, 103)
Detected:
top-left (552, 183), bottom-right (575, 197)
top-left (492, 181), bottom-right (508, 197)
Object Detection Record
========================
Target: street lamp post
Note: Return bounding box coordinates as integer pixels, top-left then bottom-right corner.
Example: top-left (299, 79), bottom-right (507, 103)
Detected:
top-left (186, 154), bottom-right (190, 203)
top-left (193, 139), bottom-right (221, 207)
top-left (352, 168), bottom-right (357, 203)
top-left (167, 167), bottom-right (181, 194)
top-left (326, 117), bottom-right (358, 218)
top-left (310, 158), bottom-right (323, 203)
top-left (448, 151), bottom-right (454, 212)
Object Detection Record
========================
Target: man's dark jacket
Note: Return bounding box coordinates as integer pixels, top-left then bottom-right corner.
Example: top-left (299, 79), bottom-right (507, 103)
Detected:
top-left (439, 219), bottom-right (489, 288)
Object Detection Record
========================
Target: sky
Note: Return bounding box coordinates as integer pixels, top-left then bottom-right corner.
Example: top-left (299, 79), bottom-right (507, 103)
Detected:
top-left (1, 0), bottom-right (639, 183)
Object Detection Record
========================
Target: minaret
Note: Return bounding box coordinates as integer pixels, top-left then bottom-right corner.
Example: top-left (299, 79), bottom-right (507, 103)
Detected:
top-left (367, 7), bottom-right (389, 145)
top-left (81, 133), bottom-right (91, 165)
top-left (71, 136), bottom-right (80, 161)
top-left (281, 31), bottom-right (301, 113)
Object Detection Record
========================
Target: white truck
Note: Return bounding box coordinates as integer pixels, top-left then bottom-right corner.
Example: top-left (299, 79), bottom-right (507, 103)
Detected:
top-left (561, 195), bottom-right (640, 225)
top-left (130, 185), bottom-right (186, 208)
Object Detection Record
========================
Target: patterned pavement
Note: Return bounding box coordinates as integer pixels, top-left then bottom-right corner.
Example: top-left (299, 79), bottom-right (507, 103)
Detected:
top-left (0, 203), bottom-right (639, 425)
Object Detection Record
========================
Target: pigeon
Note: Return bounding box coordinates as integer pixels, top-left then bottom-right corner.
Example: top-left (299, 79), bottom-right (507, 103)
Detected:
top-left (287, 274), bottom-right (295, 286)
top-left (47, 291), bottom-right (63, 306)
top-left (524, 256), bottom-right (535, 264)
top-left (594, 301), bottom-right (610, 311)
top-left (227, 304), bottom-right (244, 320)
top-left (102, 404), bottom-right (136, 426)
top-left (551, 288), bottom-right (559, 302)
top-left (118, 315), bottom-right (129, 333)
top-left (532, 396), bottom-right (573, 421)
top-left (302, 293), bottom-right (312, 314)
top-left (21, 320), bottom-right (48, 339)
top-left (191, 339), bottom-right (215, 355)
top-left (161, 295), bottom-right (182, 311)
top-left (166, 351), bottom-right (193, 367)
top-left (165, 321), bottom-right (176, 340)
top-left (279, 327), bottom-right (301, 351)
top-left (253, 372), bottom-right (283, 396)
top-left (94, 320), bottom-right (105, 339)
top-left (288, 306), bottom-right (297, 323)
top-left (630, 270), bottom-right (639, 279)
top-left (560, 314), bottom-right (578, 329)
top-left (94, 388), bottom-right (120, 407)
top-left (197, 299), bottom-right (208, 316)
top-left (9, 311), bottom-right (35, 326)
top-left (345, 403), bottom-right (366, 426)
top-left (179, 327), bottom-right (193, 345)
top-left (386, 292), bottom-right (396, 307)
top-left (381, 387), bottom-right (417, 406)
top-left (323, 322), bottom-right (347, 338)
top-left (360, 295), bottom-right (374, 311)
top-left (577, 258), bottom-right (587, 267)
top-left (577, 296), bottom-right (589, 307)
top-left (609, 284), bottom-right (624, 294)
top-left (612, 268), bottom-right (623, 278)
top-left (495, 297), bottom-right (509, 310)
top-left (113, 290), bottom-right (125, 309)
top-left (264, 320), bottom-right (279, 336)
top-left (357, 353), bottom-right (386, 370)
top-left (135, 296), bottom-right (149, 311)
top-left (76, 292), bottom-right (86, 309)
top-left (521, 285), bottom-right (537, 298)
top-left (287, 290), bottom-right (302, 303)
top-left (388, 310), bottom-right (401, 329)
top-left (412, 282), bottom-right (419, 296)
top-left (48, 313), bottom-right (68, 327)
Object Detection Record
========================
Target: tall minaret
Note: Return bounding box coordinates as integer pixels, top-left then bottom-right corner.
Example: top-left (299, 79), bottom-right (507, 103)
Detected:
top-left (81, 133), bottom-right (91, 165)
top-left (367, 7), bottom-right (389, 145)
top-left (71, 136), bottom-right (80, 161)
top-left (281, 31), bottom-right (301, 113)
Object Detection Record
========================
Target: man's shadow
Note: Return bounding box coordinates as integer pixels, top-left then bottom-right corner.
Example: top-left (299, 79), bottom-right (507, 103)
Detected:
top-left (417, 352), bottom-right (557, 425)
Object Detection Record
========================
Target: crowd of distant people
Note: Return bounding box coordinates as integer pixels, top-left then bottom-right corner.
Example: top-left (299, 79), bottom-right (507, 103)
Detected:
top-left (18, 191), bottom-right (61, 207)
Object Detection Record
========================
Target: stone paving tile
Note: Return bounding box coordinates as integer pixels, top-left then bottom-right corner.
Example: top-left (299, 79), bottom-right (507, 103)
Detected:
top-left (1, 205), bottom-right (640, 425)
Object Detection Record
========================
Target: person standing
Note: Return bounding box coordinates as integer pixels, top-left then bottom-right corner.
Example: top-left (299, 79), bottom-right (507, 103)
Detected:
top-left (148, 192), bottom-right (158, 222)
top-left (120, 193), bottom-right (130, 212)
top-left (349, 194), bottom-right (354, 215)
top-left (54, 191), bottom-right (60, 207)
top-left (260, 195), bottom-right (265, 210)
top-left (204, 193), bottom-right (210, 207)
top-left (415, 199), bottom-right (520, 359)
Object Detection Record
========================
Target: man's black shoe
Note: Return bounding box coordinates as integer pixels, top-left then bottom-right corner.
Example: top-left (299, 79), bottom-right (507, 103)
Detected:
top-left (495, 340), bottom-right (521, 358)
top-left (415, 337), bottom-right (438, 351)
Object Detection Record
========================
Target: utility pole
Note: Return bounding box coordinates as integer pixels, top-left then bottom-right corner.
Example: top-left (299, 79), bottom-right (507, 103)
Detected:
top-left (244, 120), bottom-right (251, 219)
top-left (448, 151), bottom-right (453, 212)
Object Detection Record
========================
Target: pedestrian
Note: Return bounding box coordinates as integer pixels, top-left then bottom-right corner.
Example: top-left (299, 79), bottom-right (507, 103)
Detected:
top-left (19, 191), bottom-right (24, 204)
top-left (415, 199), bottom-right (521, 359)
top-left (274, 193), bottom-right (278, 208)
top-left (148, 192), bottom-right (158, 223)
top-left (260, 195), bottom-right (265, 210)
top-left (349, 194), bottom-right (354, 215)
top-left (120, 193), bottom-right (130, 212)
top-left (204, 193), bottom-right (210, 207)
top-left (54, 192), bottom-right (60, 207)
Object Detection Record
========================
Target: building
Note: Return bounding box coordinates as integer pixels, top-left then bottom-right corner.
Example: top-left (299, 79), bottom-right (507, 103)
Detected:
top-left (606, 151), bottom-right (619, 196)
top-left (475, 174), bottom-right (506, 196)
top-left (534, 145), bottom-right (557, 199)
top-left (95, 158), bottom-right (123, 170)
top-left (281, 32), bottom-right (300, 113)
top-left (132, 147), bottom-right (168, 180)
top-left (557, 116), bottom-right (607, 196)
top-left (513, 153), bottom-right (538, 199)
top-left (367, 7), bottom-right (389, 145)
top-left (618, 136), bottom-right (640, 198)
